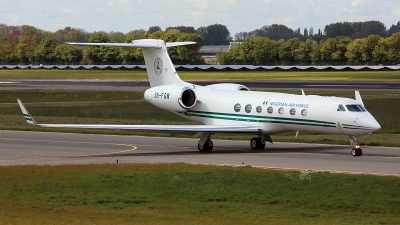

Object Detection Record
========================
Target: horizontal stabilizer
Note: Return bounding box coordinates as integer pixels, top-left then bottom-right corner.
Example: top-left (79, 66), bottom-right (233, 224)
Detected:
top-left (166, 42), bottom-right (196, 47)
top-left (65, 42), bottom-right (161, 48)
top-left (66, 39), bottom-right (196, 49)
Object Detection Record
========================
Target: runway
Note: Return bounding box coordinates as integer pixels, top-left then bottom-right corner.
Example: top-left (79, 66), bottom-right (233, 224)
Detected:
top-left (1, 79), bottom-right (399, 91)
top-left (1, 130), bottom-right (399, 176)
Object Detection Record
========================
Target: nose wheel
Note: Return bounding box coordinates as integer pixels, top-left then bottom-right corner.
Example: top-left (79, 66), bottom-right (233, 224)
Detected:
top-left (351, 147), bottom-right (362, 156)
top-left (349, 135), bottom-right (362, 156)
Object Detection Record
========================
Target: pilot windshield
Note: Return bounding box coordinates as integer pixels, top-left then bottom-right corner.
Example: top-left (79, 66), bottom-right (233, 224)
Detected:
top-left (345, 104), bottom-right (366, 112)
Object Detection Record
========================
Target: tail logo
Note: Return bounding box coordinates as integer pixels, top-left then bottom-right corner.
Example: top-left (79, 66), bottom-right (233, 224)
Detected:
top-left (154, 57), bottom-right (163, 75)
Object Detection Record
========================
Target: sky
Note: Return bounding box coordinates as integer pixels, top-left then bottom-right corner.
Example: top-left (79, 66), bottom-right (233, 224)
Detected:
top-left (1, 0), bottom-right (400, 36)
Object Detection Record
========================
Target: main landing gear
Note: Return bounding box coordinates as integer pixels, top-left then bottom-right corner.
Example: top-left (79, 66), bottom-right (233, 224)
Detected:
top-left (198, 132), bottom-right (213, 152)
top-left (250, 135), bottom-right (273, 150)
top-left (349, 135), bottom-right (362, 156)
top-left (197, 133), bottom-right (273, 152)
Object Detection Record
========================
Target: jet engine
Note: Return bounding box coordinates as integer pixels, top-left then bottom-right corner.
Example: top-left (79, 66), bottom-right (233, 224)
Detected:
top-left (144, 85), bottom-right (197, 111)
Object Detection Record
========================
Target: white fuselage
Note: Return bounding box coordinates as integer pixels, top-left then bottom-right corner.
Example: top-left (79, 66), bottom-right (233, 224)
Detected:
top-left (145, 85), bottom-right (381, 136)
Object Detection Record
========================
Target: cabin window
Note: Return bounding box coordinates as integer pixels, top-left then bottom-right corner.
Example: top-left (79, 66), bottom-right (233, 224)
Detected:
top-left (278, 107), bottom-right (284, 115)
top-left (245, 104), bottom-right (252, 113)
top-left (234, 103), bottom-right (241, 112)
top-left (267, 106), bottom-right (273, 114)
top-left (301, 109), bottom-right (308, 117)
top-left (290, 108), bottom-right (296, 115)
top-left (256, 106), bottom-right (262, 113)
top-left (346, 104), bottom-right (366, 112)
top-left (337, 104), bottom-right (346, 111)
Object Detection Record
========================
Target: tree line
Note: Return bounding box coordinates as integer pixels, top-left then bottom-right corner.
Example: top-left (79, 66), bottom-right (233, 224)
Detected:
top-left (234, 21), bottom-right (399, 44)
top-left (218, 32), bottom-right (400, 65)
top-left (0, 25), bottom-right (205, 65)
top-left (2, 21), bottom-right (400, 65)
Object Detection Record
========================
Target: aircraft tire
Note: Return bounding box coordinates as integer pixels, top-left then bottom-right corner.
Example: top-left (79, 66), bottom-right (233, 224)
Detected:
top-left (198, 139), bottom-right (213, 152)
top-left (250, 137), bottom-right (265, 149)
top-left (207, 139), bottom-right (213, 151)
top-left (351, 148), bottom-right (357, 156)
top-left (351, 148), bottom-right (362, 156)
top-left (250, 137), bottom-right (260, 149)
top-left (198, 143), bottom-right (208, 152)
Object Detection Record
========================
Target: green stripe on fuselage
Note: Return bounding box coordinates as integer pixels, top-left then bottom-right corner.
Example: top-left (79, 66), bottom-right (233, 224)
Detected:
top-left (342, 124), bottom-right (372, 130)
top-left (182, 110), bottom-right (371, 131)
top-left (186, 110), bottom-right (336, 128)
top-left (188, 109), bottom-right (335, 125)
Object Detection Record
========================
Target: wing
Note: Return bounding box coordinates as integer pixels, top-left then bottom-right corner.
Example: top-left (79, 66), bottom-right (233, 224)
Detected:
top-left (17, 99), bottom-right (263, 135)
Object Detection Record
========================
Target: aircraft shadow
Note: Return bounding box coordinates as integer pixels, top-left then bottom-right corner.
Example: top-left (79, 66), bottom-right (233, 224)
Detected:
top-left (89, 145), bottom-right (351, 158)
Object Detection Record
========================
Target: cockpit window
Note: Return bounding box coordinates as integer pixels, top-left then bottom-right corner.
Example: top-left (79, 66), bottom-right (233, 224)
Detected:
top-left (337, 104), bottom-right (346, 111)
top-left (358, 105), bottom-right (367, 111)
top-left (345, 104), bottom-right (366, 112)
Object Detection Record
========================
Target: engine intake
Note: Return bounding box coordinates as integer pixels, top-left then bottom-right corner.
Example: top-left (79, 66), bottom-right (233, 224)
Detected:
top-left (144, 85), bottom-right (198, 111)
top-left (179, 87), bottom-right (197, 109)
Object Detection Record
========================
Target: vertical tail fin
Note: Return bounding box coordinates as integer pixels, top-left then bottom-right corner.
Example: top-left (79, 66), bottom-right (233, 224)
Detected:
top-left (138, 39), bottom-right (193, 87)
top-left (66, 39), bottom-right (196, 87)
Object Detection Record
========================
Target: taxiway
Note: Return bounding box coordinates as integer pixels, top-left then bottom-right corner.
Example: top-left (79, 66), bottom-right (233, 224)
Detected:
top-left (1, 130), bottom-right (399, 176)
top-left (1, 79), bottom-right (399, 91)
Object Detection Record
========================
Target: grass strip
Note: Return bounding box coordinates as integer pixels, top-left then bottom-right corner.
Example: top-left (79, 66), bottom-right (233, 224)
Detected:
top-left (0, 90), bottom-right (143, 103)
top-left (0, 163), bottom-right (399, 225)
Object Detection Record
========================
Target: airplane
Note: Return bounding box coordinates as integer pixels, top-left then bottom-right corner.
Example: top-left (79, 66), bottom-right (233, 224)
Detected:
top-left (17, 39), bottom-right (381, 156)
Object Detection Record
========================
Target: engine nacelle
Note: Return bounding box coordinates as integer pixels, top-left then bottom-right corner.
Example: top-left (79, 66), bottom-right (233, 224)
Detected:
top-left (206, 83), bottom-right (250, 91)
top-left (144, 85), bottom-right (197, 111)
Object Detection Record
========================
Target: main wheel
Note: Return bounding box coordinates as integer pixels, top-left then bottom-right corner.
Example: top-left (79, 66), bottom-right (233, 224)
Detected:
top-left (250, 137), bottom-right (260, 149)
top-left (206, 139), bottom-right (213, 151)
top-left (198, 139), bottom-right (213, 152)
top-left (198, 142), bottom-right (209, 152)
top-left (351, 148), bottom-right (357, 156)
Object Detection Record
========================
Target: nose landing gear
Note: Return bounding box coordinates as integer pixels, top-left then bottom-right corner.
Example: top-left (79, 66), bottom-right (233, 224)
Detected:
top-left (350, 136), bottom-right (362, 156)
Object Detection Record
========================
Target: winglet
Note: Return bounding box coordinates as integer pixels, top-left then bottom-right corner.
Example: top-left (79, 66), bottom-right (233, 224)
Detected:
top-left (355, 91), bottom-right (364, 107)
top-left (17, 99), bottom-right (37, 126)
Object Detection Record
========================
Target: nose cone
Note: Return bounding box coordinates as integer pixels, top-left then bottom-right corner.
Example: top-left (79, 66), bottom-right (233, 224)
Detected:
top-left (370, 119), bottom-right (381, 133)
top-left (358, 113), bottom-right (381, 135)
top-left (363, 113), bottom-right (381, 134)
